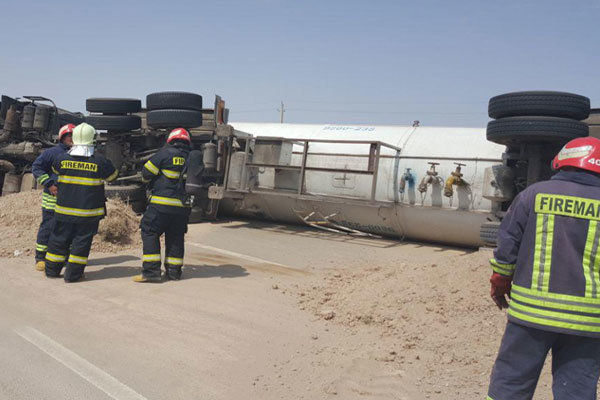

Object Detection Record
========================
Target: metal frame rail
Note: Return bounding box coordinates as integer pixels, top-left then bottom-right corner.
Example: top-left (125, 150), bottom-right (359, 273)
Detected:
top-left (223, 137), bottom-right (402, 203)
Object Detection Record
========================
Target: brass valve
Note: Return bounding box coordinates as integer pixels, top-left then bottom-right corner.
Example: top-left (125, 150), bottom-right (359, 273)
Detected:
top-left (444, 163), bottom-right (469, 198)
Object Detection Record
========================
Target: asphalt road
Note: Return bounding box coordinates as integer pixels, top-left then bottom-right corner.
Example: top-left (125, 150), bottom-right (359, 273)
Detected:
top-left (0, 219), bottom-right (456, 400)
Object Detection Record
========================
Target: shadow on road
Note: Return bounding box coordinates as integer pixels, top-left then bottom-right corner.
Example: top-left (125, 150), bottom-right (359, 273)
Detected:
top-left (183, 264), bottom-right (249, 279)
top-left (84, 263), bottom-right (248, 281)
top-left (85, 266), bottom-right (140, 281)
top-left (88, 255), bottom-right (140, 266)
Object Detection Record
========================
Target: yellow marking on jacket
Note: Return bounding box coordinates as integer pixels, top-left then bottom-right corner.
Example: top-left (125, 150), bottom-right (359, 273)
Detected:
top-left (173, 157), bottom-right (185, 166)
top-left (60, 160), bottom-right (98, 172)
top-left (535, 194), bottom-right (600, 221)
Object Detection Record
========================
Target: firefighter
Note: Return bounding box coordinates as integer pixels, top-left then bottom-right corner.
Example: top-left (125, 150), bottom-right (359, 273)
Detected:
top-left (44, 123), bottom-right (117, 282)
top-left (134, 128), bottom-right (191, 283)
top-left (487, 136), bottom-right (600, 400)
top-left (31, 123), bottom-right (74, 271)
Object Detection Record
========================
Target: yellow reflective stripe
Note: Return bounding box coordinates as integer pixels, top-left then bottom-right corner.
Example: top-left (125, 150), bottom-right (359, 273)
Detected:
top-left (513, 283), bottom-right (600, 306)
top-left (509, 302), bottom-right (600, 333)
top-left (144, 160), bottom-right (159, 175)
top-left (42, 193), bottom-right (57, 200)
top-left (68, 255), bottom-right (88, 265)
top-left (490, 258), bottom-right (515, 276)
top-left (166, 257), bottom-right (183, 265)
top-left (149, 196), bottom-right (184, 207)
top-left (36, 244), bottom-right (48, 251)
top-left (52, 166), bottom-right (59, 174)
top-left (161, 169), bottom-right (181, 179)
top-left (511, 290), bottom-right (600, 315)
top-left (583, 221), bottom-right (600, 298)
top-left (42, 204), bottom-right (56, 210)
top-left (542, 215), bottom-right (554, 291)
top-left (58, 175), bottom-right (103, 186)
top-left (143, 254), bottom-right (161, 262)
top-left (55, 205), bottom-right (105, 217)
top-left (106, 169), bottom-right (118, 182)
top-left (46, 252), bottom-right (66, 262)
top-left (532, 214), bottom-right (554, 292)
top-left (37, 174), bottom-right (49, 184)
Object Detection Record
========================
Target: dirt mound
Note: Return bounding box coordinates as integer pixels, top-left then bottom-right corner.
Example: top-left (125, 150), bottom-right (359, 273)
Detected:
top-left (0, 190), bottom-right (141, 257)
top-left (296, 250), bottom-right (510, 399)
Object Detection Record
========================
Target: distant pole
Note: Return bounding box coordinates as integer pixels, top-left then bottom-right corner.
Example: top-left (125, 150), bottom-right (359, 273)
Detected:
top-left (278, 101), bottom-right (285, 123)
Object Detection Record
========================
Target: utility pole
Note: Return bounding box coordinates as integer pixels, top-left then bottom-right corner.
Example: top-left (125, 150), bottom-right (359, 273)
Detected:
top-left (278, 101), bottom-right (285, 123)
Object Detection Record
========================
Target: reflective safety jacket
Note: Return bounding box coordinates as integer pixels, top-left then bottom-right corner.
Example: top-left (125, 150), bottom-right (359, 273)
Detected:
top-left (492, 170), bottom-right (600, 338)
top-left (52, 153), bottom-right (117, 223)
top-left (142, 143), bottom-right (190, 215)
top-left (31, 143), bottom-right (70, 211)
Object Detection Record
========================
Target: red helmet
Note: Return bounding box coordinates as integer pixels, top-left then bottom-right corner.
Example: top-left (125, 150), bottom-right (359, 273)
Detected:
top-left (552, 137), bottom-right (600, 174)
top-left (58, 124), bottom-right (75, 141)
top-left (167, 127), bottom-right (191, 144)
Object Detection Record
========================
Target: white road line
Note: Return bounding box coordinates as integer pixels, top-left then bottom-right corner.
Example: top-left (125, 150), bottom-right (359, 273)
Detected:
top-left (186, 242), bottom-right (290, 268)
top-left (14, 326), bottom-right (148, 400)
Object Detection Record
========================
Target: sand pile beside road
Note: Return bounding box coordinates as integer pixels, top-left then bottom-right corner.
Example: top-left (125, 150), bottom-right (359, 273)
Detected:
top-left (295, 250), bottom-right (522, 399)
top-left (0, 190), bottom-right (141, 257)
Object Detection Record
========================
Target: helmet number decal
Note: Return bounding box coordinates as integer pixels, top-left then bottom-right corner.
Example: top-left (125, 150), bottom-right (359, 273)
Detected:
top-left (587, 158), bottom-right (600, 166)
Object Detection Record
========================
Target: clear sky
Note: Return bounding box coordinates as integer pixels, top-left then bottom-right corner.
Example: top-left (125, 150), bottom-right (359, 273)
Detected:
top-left (1, 0), bottom-right (599, 127)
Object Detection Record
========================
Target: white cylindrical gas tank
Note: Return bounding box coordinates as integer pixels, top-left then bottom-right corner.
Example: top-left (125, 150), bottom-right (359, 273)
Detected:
top-left (225, 122), bottom-right (506, 247)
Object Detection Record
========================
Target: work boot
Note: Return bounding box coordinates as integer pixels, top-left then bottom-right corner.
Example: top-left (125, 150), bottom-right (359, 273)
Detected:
top-left (65, 274), bottom-right (85, 283)
top-left (164, 267), bottom-right (182, 281)
top-left (132, 274), bottom-right (162, 283)
top-left (35, 261), bottom-right (45, 271)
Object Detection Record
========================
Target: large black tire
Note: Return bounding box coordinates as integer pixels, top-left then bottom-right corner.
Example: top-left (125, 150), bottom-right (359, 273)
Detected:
top-left (86, 98), bottom-right (141, 114)
top-left (480, 222), bottom-right (500, 246)
top-left (57, 109), bottom-right (85, 125)
top-left (486, 117), bottom-right (589, 146)
top-left (146, 109), bottom-right (203, 129)
top-left (86, 115), bottom-right (141, 131)
top-left (489, 91), bottom-right (590, 120)
top-left (146, 92), bottom-right (203, 111)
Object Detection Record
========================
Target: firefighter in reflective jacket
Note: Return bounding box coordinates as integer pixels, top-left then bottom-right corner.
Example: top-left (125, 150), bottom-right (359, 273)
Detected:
top-left (487, 137), bottom-right (600, 400)
top-left (134, 128), bottom-right (191, 283)
top-left (31, 124), bottom-right (74, 271)
top-left (44, 123), bottom-right (117, 282)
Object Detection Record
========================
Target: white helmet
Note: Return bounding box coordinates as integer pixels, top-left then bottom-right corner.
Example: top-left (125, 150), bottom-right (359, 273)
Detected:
top-left (69, 123), bottom-right (96, 156)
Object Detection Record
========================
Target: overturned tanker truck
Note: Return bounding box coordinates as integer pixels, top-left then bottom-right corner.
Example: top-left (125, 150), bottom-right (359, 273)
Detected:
top-left (204, 91), bottom-right (595, 248)
top-left (0, 91), bottom-right (595, 248)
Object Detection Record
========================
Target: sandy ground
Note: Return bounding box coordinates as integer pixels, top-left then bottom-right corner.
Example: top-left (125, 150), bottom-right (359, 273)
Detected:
top-left (0, 218), bottom-right (574, 399)
top-left (0, 191), bottom-right (140, 257)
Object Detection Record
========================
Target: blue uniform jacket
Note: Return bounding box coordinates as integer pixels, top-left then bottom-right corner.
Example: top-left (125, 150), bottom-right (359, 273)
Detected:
top-left (492, 170), bottom-right (600, 337)
top-left (32, 143), bottom-right (69, 210)
top-left (32, 143), bottom-right (69, 192)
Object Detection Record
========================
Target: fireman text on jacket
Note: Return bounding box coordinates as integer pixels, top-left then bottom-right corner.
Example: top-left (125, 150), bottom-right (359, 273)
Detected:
top-left (60, 160), bottom-right (98, 172)
top-left (535, 194), bottom-right (600, 221)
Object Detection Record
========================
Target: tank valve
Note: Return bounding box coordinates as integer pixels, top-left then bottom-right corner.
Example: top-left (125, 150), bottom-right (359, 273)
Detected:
top-left (418, 162), bottom-right (441, 193)
top-left (399, 168), bottom-right (414, 193)
top-left (444, 162), bottom-right (469, 197)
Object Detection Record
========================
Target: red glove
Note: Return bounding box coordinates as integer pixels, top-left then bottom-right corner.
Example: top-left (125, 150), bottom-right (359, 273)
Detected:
top-left (490, 272), bottom-right (512, 310)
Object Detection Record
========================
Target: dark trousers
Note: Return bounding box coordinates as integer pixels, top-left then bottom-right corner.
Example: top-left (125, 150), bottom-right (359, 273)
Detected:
top-left (45, 220), bottom-right (99, 282)
top-left (488, 321), bottom-right (600, 400)
top-left (35, 208), bottom-right (55, 262)
top-left (140, 206), bottom-right (188, 280)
